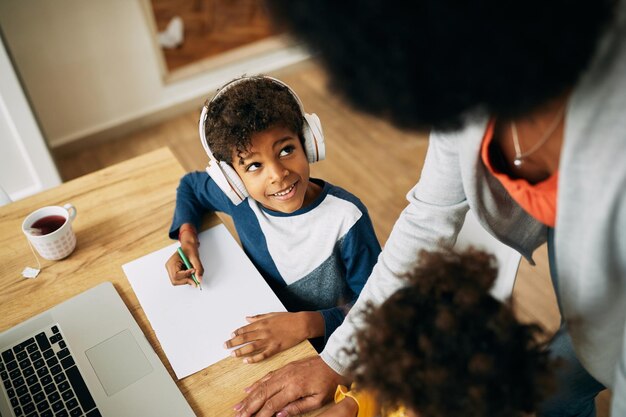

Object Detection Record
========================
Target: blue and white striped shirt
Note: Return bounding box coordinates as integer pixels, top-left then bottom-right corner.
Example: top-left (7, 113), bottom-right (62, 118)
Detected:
top-left (170, 172), bottom-right (381, 346)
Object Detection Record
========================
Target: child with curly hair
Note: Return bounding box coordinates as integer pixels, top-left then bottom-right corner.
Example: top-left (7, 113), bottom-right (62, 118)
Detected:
top-left (321, 248), bottom-right (554, 417)
top-left (164, 75), bottom-right (381, 363)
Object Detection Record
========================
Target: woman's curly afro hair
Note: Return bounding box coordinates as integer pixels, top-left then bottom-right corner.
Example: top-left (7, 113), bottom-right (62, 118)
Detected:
top-left (205, 76), bottom-right (304, 164)
top-left (349, 248), bottom-right (555, 417)
top-left (265, 0), bottom-right (615, 131)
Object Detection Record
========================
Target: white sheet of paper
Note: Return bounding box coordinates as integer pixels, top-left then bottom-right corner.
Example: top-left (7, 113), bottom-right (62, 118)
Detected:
top-left (123, 224), bottom-right (286, 379)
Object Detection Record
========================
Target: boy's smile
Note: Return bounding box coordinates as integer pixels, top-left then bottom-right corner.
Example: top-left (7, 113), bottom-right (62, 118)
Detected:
top-left (269, 183), bottom-right (296, 199)
top-left (232, 125), bottom-right (321, 213)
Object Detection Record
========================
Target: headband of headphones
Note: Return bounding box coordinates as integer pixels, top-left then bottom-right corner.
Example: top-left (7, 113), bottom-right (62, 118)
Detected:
top-left (198, 75), bottom-right (326, 205)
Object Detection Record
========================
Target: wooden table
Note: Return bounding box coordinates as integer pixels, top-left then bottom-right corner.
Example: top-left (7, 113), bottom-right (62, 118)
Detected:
top-left (0, 147), bottom-right (320, 416)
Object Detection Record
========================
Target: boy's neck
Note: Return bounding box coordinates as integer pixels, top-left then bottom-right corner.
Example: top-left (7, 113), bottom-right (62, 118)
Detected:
top-left (301, 179), bottom-right (323, 209)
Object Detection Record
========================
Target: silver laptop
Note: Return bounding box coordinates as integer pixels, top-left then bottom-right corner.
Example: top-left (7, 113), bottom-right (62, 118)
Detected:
top-left (0, 282), bottom-right (195, 417)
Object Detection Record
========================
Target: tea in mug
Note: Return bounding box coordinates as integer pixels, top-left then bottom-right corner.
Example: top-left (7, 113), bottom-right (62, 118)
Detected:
top-left (30, 215), bottom-right (66, 235)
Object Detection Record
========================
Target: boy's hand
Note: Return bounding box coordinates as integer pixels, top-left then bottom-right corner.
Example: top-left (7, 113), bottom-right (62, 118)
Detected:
top-left (224, 311), bottom-right (323, 363)
top-left (164, 229), bottom-right (204, 287)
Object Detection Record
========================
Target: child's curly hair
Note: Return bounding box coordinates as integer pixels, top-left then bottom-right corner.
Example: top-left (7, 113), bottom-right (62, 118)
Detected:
top-left (349, 248), bottom-right (554, 417)
top-left (204, 76), bottom-right (304, 164)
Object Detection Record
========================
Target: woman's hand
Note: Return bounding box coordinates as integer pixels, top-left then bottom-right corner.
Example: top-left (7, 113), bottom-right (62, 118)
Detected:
top-left (224, 311), bottom-right (324, 363)
top-left (316, 397), bottom-right (358, 417)
top-left (164, 226), bottom-right (204, 287)
top-left (233, 355), bottom-right (348, 417)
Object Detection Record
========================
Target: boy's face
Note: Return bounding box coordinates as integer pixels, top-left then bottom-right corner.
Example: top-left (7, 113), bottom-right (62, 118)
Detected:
top-left (231, 125), bottom-right (317, 213)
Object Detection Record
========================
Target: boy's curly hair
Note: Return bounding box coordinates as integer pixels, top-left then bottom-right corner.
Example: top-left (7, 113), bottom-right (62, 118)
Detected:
top-left (265, 0), bottom-right (614, 131)
top-left (349, 248), bottom-right (554, 417)
top-left (205, 76), bottom-right (304, 164)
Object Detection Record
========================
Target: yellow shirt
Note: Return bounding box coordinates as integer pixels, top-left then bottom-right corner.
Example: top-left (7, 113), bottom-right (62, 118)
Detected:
top-left (335, 385), bottom-right (408, 417)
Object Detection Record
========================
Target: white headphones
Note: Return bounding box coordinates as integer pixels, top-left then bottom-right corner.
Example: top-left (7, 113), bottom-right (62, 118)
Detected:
top-left (198, 75), bottom-right (326, 205)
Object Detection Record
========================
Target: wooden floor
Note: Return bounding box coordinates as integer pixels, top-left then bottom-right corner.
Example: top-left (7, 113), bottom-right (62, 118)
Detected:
top-left (52, 59), bottom-right (610, 415)
top-left (149, 0), bottom-right (276, 72)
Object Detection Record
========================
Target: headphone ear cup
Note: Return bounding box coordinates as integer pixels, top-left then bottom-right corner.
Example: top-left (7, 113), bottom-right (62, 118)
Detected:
top-left (303, 113), bottom-right (326, 163)
top-left (205, 160), bottom-right (249, 205)
top-left (219, 161), bottom-right (249, 201)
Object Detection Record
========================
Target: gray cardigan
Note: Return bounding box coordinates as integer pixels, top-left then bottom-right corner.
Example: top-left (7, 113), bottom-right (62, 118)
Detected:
top-left (321, 5), bottom-right (626, 414)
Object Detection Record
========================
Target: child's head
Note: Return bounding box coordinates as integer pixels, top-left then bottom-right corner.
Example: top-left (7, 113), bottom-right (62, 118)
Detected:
top-left (349, 248), bottom-right (554, 417)
top-left (204, 76), bottom-right (304, 164)
top-left (204, 76), bottom-right (322, 213)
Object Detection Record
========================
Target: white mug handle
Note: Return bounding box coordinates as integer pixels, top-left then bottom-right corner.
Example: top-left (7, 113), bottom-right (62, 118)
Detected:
top-left (63, 203), bottom-right (77, 222)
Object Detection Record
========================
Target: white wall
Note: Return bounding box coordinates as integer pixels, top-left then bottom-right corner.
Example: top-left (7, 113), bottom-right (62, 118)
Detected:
top-left (0, 0), bottom-right (308, 148)
top-left (0, 37), bottom-right (61, 201)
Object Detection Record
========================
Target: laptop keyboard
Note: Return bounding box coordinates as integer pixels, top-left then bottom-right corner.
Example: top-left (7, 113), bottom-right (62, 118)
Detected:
top-left (0, 324), bottom-right (101, 417)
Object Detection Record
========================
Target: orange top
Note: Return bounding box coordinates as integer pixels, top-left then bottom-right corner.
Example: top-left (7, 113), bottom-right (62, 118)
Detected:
top-left (481, 119), bottom-right (558, 227)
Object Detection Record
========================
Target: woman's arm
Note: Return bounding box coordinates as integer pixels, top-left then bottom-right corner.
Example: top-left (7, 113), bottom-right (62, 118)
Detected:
top-left (322, 131), bottom-right (470, 373)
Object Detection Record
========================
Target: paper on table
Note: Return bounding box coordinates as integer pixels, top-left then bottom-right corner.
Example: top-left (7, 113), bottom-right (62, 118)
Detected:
top-left (123, 224), bottom-right (286, 379)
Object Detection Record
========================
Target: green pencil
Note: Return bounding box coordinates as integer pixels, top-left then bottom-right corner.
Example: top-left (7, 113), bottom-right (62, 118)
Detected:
top-left (177, 247), bottom-right (202, 290)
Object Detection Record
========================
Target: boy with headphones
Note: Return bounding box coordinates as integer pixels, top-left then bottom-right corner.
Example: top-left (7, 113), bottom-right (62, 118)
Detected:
top-left (164, 75), bottom-right (381, 363)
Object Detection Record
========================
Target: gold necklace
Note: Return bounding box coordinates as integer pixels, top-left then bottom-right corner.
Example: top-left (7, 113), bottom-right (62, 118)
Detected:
top-left (511, 105), bottom-right (566, 167)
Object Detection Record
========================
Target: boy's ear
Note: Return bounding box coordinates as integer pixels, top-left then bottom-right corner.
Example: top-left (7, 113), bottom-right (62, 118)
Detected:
top-left (205, 159), bottom-right (249, 205)
top-left (303, 113), bottom-right (326, 163)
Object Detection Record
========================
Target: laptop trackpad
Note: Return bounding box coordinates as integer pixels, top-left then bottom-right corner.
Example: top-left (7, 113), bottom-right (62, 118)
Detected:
top-left (86, 329), bottom-right (153, 396)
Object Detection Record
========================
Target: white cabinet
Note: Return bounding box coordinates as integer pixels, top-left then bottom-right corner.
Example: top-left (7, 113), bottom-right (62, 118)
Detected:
top-left (0, 38), bottom-right (61, 201)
